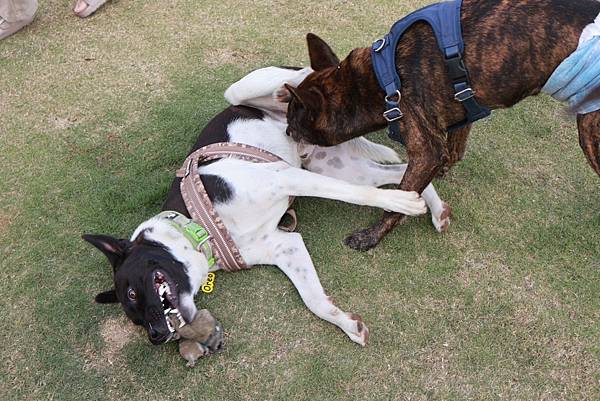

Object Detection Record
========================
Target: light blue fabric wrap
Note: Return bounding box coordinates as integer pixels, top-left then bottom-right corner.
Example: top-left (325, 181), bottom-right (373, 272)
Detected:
top-left (542, 36), bottom-right (600, 114)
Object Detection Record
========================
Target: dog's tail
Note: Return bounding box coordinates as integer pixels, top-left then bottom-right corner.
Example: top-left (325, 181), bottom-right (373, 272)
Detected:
top-left (345, 137), bottom-right (402, 164)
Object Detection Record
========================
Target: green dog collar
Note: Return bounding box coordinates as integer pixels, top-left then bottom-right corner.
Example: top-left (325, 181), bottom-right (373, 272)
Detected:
top-left (156, 211), bottom-right (215, 268)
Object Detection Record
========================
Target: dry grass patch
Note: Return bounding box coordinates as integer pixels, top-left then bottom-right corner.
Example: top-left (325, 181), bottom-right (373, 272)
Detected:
top-left (80, 315), bottom-right (142, 371)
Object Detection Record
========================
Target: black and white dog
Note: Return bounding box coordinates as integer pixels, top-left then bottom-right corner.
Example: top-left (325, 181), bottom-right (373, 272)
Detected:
top-left (83, 67), bottom-right (450, 347)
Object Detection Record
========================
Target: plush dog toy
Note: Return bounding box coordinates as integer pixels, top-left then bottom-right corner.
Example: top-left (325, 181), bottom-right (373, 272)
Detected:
top-left (178, 340), bottom-right (207, 368)
top-left (169, 309), bottom-right (223, 367)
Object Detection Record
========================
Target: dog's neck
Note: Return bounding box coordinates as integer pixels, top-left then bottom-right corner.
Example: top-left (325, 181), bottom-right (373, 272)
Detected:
top-left (343, 47), bottom-right (391, 131)
top-left (304, 48), bottom-right (392, 145)
top-left (131, 217), bottom-right (209, 296)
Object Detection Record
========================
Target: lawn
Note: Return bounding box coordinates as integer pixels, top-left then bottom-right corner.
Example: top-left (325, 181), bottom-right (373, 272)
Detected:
top-left (1, 0), bottom-right (599, 400)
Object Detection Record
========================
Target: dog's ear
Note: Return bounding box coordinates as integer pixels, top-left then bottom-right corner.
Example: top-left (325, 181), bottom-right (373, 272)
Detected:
top-left (307, 33), bottom-right (340, 71)
top-left (281, 84), bottom-right (322, 110)
top-left (82, 234), bottom-right (131, 272)
top-left (95, 289), bottom-right (118, 304)
top-left (279, 84), bottom-right (307, 105)
top-left (274, 84), bottom-right (295, 104)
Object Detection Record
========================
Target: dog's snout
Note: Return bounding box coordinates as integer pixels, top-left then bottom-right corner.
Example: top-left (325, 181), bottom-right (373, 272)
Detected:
top-left (147, 322), bottom-right (171, 345)
top-left (149, 326), bottom-right (160, 340)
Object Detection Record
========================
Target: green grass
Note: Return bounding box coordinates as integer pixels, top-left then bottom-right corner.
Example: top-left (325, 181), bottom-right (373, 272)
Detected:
top-left (1, 0), bottom-right (599, 400)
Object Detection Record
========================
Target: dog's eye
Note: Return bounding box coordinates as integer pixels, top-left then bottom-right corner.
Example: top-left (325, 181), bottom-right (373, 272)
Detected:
top-left (127, 288), bottom-right (137, 301)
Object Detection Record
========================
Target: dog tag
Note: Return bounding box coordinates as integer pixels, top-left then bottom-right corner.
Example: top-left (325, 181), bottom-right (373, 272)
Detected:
top-left (201, 272), bottom-right (216, 294)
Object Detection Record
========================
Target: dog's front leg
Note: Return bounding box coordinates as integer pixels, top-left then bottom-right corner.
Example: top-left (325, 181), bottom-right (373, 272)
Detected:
top-left (441, 124), bottom-right (472, 176)
top-left (265, 231), bottom-right (369, 346)
top-left (341, 162), bottom-right (451, 233)
top-left (345, 118), bottom-right (448, 251)
top-left (277, 167), bottom-right (426, 216)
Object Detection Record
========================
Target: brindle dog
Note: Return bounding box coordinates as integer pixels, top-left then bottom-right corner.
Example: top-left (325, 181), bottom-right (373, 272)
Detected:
top-left (281, 0), bottom-right (600, 251)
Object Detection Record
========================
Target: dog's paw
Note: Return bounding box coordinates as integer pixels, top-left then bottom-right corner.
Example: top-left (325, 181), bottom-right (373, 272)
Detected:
top-left (273, 86), bottom-right (292, 103)
top-left (179, 339), bottom-right (207, 368)
top-left (344, 227), bottom-right (381, 251)
top-left (381, 190), bottom-right (427, 216)
top-left (344, 313), bottom-right (369, 346)
top-left (432, 202), bottom-right (452, 233)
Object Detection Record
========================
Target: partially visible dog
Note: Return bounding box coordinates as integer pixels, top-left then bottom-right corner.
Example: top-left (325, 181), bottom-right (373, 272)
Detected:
top-left (283, 0), bottom-right (600, 251)
top-left (83, 66), bottom-right (449, 350)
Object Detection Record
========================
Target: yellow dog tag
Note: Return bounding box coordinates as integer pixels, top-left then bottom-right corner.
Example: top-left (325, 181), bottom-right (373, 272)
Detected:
top-left (201, 272), bottom-right (216, 294)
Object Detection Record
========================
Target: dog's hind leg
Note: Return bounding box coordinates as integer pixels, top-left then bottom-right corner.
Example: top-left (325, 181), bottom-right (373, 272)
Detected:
top-left (577, 112), bottom-right (600, 177)
top-left (264, 231), bottom-right (369, 346)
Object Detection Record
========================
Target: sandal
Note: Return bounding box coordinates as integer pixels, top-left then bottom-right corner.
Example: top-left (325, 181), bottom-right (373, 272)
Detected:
top-left (73, 0), bottom-right (108, 18)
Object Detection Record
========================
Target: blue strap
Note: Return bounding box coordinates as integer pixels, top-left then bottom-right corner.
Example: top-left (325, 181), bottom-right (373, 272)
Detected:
top-left (371, 0), bottom-right (490, 142)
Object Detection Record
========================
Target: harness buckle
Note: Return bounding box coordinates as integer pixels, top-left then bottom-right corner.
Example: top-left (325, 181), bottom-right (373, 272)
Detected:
top-left (383, 107), bottom-right (403, 122)
top-left (454, 88), bottom-right (475, 102)
top-left (197, 234), bottom-right (211, 248)
top-left (445, 54), bottom-right (467, 82)
top-left (384, 90), bottom-right (401, 104)
top-left (373, 37), bottom-right (386, 52)
top-left (383, 90), bottom-right (403, 122)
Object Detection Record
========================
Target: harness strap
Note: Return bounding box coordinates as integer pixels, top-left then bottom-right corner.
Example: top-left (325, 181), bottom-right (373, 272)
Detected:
top-left (443, 48), bottom-right (491, 131)
top-left (371, 0), bottom-right (490, 142)
top-left (176, 142), bottom-right (292, 272)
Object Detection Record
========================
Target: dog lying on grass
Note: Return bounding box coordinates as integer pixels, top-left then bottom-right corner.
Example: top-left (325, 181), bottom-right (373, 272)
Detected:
top-left (83, 66), bottom-right (451, 362)
top-left (282, 0), bottom-right (600, 252)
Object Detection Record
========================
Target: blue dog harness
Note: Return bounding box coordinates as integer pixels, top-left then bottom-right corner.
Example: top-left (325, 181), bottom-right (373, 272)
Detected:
top-left (371, 0), bottom-right (490, 142)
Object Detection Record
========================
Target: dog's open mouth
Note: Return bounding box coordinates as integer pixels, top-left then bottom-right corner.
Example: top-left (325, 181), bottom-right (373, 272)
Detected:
top-left (154, 271), bottom-right (185, 336)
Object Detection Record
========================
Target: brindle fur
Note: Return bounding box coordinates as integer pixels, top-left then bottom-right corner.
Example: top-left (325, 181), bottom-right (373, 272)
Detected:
top-left (285, 0), bottom-right (600, 251)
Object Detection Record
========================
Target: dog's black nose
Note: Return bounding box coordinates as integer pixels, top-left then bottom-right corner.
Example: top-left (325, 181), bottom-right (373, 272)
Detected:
top-left (148, 326), bottom-right (169, 344)
top-left (149, 327), bottom-right (160, 340)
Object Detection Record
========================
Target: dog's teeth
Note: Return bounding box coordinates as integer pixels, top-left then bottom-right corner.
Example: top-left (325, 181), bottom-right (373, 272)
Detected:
top-left (165, 318), bottom-right (175, 333)
top-left (176, 313), bottom-right (185, 328)
top-left (166, 308), bottom-right (186, 328)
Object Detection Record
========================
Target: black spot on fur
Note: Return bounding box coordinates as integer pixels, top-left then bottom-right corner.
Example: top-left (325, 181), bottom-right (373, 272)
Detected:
top-left (162, 105), bottom-right (265, 215)
top-left (201, 174), bottom-right (234, 204)
top-left (189, 105), bottom-right (264, 149)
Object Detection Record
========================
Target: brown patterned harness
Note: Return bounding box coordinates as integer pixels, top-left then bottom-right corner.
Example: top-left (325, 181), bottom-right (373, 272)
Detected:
top-left (176, 142), bottom-right (296, 272)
